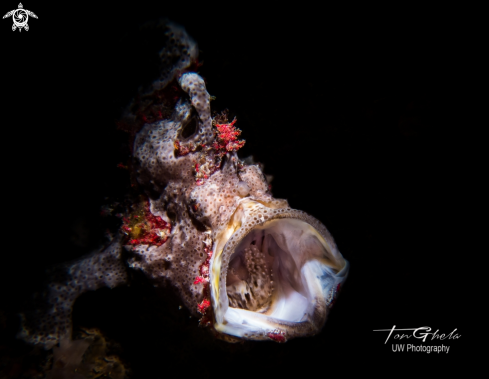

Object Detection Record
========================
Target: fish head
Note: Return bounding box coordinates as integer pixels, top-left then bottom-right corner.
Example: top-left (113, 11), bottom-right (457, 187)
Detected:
top-left (129, 22), bottom-right (348, 343)
top-left (188, 158), bottom-right (349, 341)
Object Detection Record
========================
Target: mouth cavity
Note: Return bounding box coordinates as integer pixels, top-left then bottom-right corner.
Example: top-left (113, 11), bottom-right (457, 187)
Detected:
top-left (211, 213), bottom-right (348, 341)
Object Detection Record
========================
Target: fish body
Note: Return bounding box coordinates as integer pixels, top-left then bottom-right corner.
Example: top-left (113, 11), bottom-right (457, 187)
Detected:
top-left (19, 20), bottom-right (348, 347)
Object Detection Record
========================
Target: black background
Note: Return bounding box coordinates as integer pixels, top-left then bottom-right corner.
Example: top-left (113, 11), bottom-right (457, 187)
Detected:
top-left (1, 1), bottom-right (470, 377)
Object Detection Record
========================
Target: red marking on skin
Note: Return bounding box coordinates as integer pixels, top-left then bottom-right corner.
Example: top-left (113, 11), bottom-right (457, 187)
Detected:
top-left (191, 117), bottom-right (245, 186)
top-left (267, 332), bottom-right (286, 343)
top-left (195, 244), bottom-right (214, 318)
top-left (197, 299), bottom-right (210, 314)
top-left (121, 199), bottom-right (171, 247)
top-left (212, 118), bottom-right (245, 158)
top-left (117, 163), bottom-right (128, 169)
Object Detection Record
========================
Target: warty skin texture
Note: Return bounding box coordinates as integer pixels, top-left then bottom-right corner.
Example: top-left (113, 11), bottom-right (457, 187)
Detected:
top-left (130, 72), bottom-right (349, 341)
top-left (18, 20), bottom-right (348, 348)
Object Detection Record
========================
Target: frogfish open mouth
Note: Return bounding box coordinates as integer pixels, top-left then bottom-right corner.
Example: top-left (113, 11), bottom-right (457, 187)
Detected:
top-left (19, 19), bottom-right (348, 347)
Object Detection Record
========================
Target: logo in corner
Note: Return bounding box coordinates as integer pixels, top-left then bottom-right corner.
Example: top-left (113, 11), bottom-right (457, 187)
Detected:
top-left (3, 3), bottom-right (37, 32)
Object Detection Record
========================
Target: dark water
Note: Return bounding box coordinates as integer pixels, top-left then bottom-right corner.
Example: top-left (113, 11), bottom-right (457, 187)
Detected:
top-left (1, 2), bottom-right (469, 378)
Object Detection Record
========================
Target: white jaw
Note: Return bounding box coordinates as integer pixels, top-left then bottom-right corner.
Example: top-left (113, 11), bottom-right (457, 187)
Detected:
top-left (209, 199), bottom-right (349, 342)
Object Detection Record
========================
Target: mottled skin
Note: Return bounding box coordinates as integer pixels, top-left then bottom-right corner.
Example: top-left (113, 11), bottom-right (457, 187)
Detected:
top-left (129, 73), bottom-right (214, 315)
top-left (130, 71), bottom-right (291, 317)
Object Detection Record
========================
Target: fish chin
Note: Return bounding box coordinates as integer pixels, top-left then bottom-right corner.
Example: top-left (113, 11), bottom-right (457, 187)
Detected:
top-left (210, 199), bottom-right (349, 341)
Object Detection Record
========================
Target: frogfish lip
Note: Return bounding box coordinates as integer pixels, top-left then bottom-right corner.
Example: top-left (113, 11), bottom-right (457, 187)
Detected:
top-left (209, 199), bottom-right (349, 342)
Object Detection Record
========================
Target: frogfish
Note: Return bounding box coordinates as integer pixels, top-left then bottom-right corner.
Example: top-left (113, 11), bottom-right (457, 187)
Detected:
top-left (18, 20), bottom-right (349, 348)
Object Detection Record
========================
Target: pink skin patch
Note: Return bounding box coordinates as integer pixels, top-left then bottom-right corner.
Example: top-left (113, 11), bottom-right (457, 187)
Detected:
top-left (121, 200), bottom-right (171, 247)
top-left (267, 332), bottom-right (286, 343)
top-left (212, 118), bottom-right (245, 157)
